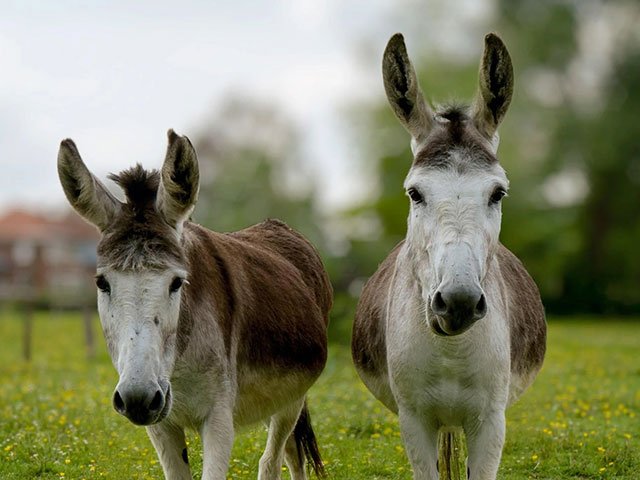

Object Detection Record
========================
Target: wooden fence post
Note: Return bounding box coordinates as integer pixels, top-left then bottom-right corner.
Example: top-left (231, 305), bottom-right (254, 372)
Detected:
top-left (22, 302), bottom-right (33, 362)
top-left (83, 305), bottom-right (96, 359)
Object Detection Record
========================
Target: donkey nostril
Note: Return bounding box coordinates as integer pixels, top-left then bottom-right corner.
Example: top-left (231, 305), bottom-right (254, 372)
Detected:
top-left (148, 390), bottom-right (164, 412)
top-left (475, 294), bottom-right (487, 317)
top-left (113, 391), bottom-right (125, 413)
top-left (432, 291), bottom-right (448, 314)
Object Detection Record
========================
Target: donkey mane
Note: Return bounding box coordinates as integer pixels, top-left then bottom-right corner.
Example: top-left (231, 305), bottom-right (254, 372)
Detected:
top-left (108, 164), bottom-right (160, 212)
top-left (414, 104), bottom-right (498, 171)
top-left (98, 165), bottom-right (185, 271)
top-left (436, 104), bottom-right (468, 124)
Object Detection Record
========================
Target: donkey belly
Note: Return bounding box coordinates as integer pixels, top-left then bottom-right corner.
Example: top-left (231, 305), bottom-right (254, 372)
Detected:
top-left (357, 365), bottom-right (398, 414)
top-left (507, 367), bottom-right (542, 406)
top-left (234, 366), bottom-right (322, 426)
top-left (234, 315), bottom-right (328, 425)
top-left (167, 361), bottom-right (323, 430)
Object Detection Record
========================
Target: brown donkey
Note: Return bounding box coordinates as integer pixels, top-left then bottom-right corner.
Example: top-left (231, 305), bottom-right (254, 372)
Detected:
top-left (57, 130), bottom-right (332, 480)
top-left (352, 33), bottom-right (546, 479)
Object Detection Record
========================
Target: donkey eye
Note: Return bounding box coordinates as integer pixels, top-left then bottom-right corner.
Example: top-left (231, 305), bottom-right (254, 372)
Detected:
top-left (489, 187), bottom-right (507, 205)
top-left (407, 188), bottom-right (424, 204)
top-left (169, 277), bottom-right (184, 294)
top-left (95, 275), bottom-right (111, 294)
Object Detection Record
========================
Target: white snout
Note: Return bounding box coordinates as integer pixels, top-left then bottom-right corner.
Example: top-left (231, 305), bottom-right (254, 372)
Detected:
top-left (429, 243), bottom-right (487, 335)
top-left (113, 377), bottom-right (172, 426)
top-left (430, 281), bottom-right (487, 336)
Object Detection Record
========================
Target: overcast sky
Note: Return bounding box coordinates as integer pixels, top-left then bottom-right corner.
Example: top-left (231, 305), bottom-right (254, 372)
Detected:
top-left (0, 0), bottom-right (491, 215)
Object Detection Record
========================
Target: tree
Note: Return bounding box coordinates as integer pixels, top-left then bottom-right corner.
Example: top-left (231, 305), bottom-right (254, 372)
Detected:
top-left (192, 97), bottom-right (325, 249)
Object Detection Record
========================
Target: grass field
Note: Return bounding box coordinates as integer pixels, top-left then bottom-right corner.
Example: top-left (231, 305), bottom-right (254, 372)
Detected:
top-left (0, 311), bottom-right (638, 479)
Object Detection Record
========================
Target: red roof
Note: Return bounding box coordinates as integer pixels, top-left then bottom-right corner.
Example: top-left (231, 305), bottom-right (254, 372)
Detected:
top-left (0, 209), bottom-right (99, 243)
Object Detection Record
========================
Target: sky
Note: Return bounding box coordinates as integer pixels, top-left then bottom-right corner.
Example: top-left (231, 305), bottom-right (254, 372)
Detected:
top-left (0, 0), bottom-right (492, 215)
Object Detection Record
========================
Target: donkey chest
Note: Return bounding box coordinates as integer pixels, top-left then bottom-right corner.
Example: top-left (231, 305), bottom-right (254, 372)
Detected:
top-left (388, 321), bottom-right (510, 423)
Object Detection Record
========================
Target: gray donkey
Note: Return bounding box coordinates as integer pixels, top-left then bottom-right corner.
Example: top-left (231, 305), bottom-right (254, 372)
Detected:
top-left (352, 33), bottom-right (546, 480)
top-left (58, 130), bottom-right (332, 480)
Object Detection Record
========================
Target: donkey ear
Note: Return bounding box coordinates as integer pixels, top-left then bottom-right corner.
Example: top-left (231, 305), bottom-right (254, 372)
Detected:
top-left (382, 33), bottom-right (434, 146)
top-left (471, 33), bottom-right (514, 139)
top-left (156, 129), bottom-right (199, 231)
top-left (57, 139), bottom-right (121, 231)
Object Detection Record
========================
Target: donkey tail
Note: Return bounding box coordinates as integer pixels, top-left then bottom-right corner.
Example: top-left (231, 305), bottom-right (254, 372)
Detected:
top-left (294, 400), bottom-right (325, 478)
top-left (438, 430), bottom-right (466, 480)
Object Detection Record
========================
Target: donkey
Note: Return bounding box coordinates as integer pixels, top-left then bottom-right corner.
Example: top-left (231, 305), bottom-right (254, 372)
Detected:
top-left (352, 33), bottom-right (546, 480)
top-left (57, 130), bottom-right (332, 480)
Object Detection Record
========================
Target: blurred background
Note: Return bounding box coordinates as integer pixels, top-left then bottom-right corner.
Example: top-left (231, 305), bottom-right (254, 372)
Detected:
top-left (1, 0), bottom-right (639, 345)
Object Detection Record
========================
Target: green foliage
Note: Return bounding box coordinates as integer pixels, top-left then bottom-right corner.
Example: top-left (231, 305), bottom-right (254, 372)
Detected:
top-left (499, 1), bottom-right (640, 314)
top-left (497, 0), bottom-right (578, 68)
top-left (1, 312), bottom-right (639, 478)
top-left (557, 50), bottom-right (640, 313)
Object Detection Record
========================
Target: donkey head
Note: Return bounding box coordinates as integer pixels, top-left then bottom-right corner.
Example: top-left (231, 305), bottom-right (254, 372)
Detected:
top-left (58, 130), bottom-right (199, 425)
top-left (383, 33), bottom-right (513, 336)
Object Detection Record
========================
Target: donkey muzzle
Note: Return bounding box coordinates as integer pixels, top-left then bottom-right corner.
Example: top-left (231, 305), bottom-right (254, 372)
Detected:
top-left (113, 380), bottom-right (172, 426)
top-left (430, 285), bottom-right (487, 336)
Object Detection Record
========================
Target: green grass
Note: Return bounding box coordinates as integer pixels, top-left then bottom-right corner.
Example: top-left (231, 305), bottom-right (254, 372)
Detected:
top-left (0, 311), bottom-right (638, 479)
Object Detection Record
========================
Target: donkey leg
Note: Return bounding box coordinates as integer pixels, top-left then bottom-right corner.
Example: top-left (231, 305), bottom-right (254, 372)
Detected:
top-left (464, 409), bottom-right (505, 480)
top-left (283, 433), bottom-right (306, 480)
top-left (146, 422), bottom-right (192, 480)
top-left (398, 408), bottom-right (439, 480)
top-left (201, 402), bottom-right (235, 480)
top-left (258, 398), bottom-right (305, 480)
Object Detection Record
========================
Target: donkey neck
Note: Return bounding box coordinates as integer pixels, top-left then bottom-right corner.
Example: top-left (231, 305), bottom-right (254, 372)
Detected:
top-left (174, 222), bottom-right (235, 361)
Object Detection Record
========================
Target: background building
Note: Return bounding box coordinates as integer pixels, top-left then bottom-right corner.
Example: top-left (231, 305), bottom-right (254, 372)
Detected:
top-left (0, 210), bottom-right (98, 307)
